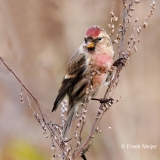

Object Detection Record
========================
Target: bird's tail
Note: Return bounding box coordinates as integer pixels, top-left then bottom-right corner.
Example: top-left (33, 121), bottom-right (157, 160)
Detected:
top-left (63, 106), bottom-right (76, 139)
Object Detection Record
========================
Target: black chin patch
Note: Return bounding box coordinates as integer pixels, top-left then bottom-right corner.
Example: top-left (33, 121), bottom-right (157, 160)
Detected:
top-left (87, 47), bottom-right (95, 51)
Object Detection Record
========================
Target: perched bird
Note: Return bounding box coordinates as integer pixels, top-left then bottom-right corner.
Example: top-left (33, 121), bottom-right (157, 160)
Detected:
top-left (52, 26), bottom-right (114, 139)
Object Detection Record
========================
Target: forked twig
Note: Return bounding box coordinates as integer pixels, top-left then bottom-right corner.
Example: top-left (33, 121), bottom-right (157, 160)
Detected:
top-left (72, 0), bottom-right (155, 159)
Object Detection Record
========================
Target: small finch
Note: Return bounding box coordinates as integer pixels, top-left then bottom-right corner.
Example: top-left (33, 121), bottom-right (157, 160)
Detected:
top-left (52, 26), bottom-right (114, 139)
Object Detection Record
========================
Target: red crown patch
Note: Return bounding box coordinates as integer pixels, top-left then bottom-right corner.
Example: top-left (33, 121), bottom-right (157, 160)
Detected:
top-left (86, 26), bottom-right (101, 37)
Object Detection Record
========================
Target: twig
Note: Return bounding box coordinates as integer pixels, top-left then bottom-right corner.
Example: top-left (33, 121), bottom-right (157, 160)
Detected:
top-left (73, 0), bottom-right (155, 158)
top-left (0, 56), bottom-right (68, 159)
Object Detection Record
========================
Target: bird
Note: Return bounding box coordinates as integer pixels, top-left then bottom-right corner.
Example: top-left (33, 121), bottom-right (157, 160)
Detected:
top-left (52, 25), bottom-right (114, 139)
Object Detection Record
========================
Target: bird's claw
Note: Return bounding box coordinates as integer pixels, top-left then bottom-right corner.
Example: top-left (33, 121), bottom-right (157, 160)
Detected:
top-left (113, 57), bottom-right (127, 67)
top-left (99, 98), bottom-right (114, 105)
top-left (91, 97), bottom-right (114, 105)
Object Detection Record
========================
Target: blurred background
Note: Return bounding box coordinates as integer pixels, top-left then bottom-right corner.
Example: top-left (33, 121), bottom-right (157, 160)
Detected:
top-left (0, 0), bottom-right (159, 160)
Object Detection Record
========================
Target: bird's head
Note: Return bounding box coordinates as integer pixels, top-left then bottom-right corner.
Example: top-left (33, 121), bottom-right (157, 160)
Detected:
top-left (84, 25), bottom-right (112, 52)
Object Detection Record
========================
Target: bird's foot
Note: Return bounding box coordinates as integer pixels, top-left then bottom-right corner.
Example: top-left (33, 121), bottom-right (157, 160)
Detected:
top-left (91, 97), bottom-right (114, 106)
top-left (113, 57), bottom-right (127, 67)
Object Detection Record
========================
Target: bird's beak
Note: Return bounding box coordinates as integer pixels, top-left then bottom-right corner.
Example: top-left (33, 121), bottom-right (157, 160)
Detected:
top-left (86, 41), bottom-right (95, 49)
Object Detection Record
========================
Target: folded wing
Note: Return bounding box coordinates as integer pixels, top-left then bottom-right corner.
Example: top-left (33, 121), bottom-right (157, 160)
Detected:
top-left (52, 49), bottom-right (87, 112)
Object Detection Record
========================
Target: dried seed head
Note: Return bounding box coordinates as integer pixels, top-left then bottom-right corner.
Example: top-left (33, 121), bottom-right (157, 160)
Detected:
top-left (134, 46), bottom-right (138, 52)
top-left (75, 133), bottom-right (78, 139)
top-left (130, 35), bottom-right (134, 40)
top-left (77, 141), bottom-right (80, 146)
top-left (82, 109), bottom-right (88, 113)
top-left (51, 145), bottom-right (55, 150)
top-left (124, 3), bottom-right (127, 8)
top-left (79, 118), bottom-right (82, 123)
top-left (114, 16), bottom-right (118, 21)
top-left (20, 99), bottom-right (24, 103)
top-left (82, 114), bottom-right (86, 119)
top-left (127, 47), bottom-right (131, 52)
top-left (152, 1), bottom-right (155, 5)
top-left (143, 21), bottom-right (148, 28)
top-left (130, 8), bottom-right (135, 11)
top-left (128, 13), bottom-right (132, 17)
top-left (77, 123), bottom-right (80, 128)
top-left (99, 130), bottom-right (102, 133)
top-left (119, 24), bottom-right (123, 28)
top-left (116, 34), bottom-right (120, 40)
top-left (96, 127), bottom-right (99, 131)
top-left (134, 0), bottom-right (140, 4)
top-left (135, 17), bottom-right (138, 22)
top-left (127, 18), bottom-right (131, 23)
top-left (110, 11), bottom-right (114, 16)
top-left (111, 29), bottom-right (114, 33)
top-left (112, 40), bottom-right (118, 44)
top-left (45, 135), bottom-right (49, 138)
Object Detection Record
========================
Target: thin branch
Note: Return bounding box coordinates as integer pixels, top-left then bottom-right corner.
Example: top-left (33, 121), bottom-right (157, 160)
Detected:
top-left (0, 56), bottom-right (68, 159)
top-left (73, 0), bottom-right (155, 158)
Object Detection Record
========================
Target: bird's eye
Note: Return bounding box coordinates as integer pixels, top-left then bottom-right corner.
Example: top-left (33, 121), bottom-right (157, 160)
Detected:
top-left (98, 37), bottom-right (102, 41)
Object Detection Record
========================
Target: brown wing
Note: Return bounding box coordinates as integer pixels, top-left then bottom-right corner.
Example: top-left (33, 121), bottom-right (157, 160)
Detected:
top-left (52, 49), bottom-right (86, 112)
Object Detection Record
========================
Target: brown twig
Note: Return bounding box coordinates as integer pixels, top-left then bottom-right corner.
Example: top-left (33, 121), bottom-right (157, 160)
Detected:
top-left (0, 56), bottom-right (68, 159)
top-left (73, 0), bottom-right (155, 159)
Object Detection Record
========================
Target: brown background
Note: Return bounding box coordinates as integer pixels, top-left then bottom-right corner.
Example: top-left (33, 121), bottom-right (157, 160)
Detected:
top-left (0, 0), bottom-right (160, 160)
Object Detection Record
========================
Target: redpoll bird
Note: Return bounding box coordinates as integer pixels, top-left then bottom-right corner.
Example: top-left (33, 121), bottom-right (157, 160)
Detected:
top-left (52, 26), bottom-right (114, 139)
